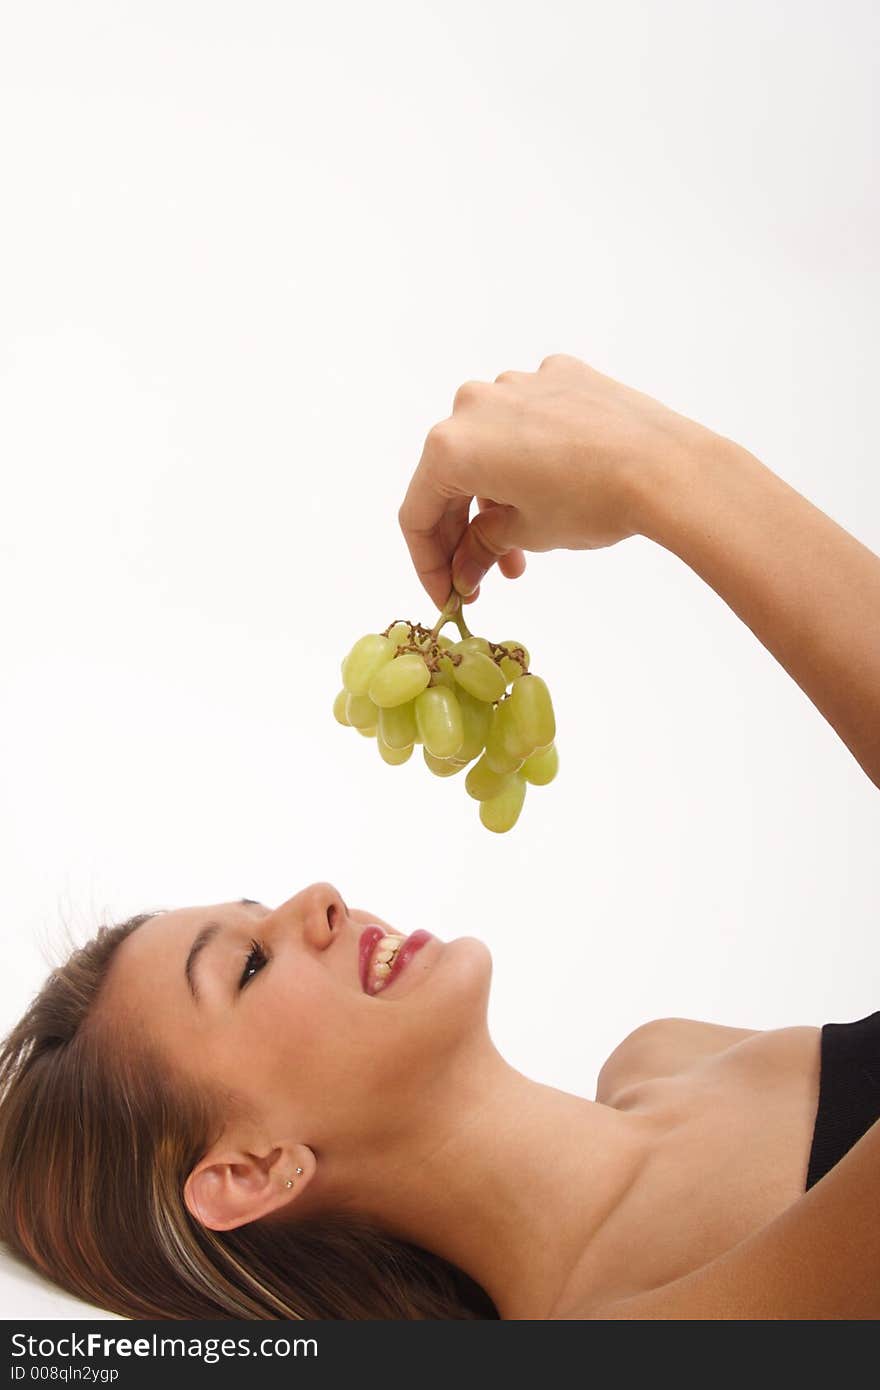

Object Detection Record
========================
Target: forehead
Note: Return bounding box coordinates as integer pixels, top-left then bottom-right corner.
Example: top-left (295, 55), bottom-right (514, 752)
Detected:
top-left (126, 903), bottom-right (220, 964)
top-left (121, 898), bottom-right (260, 963)
top-left (102, 902), bottom-right (245, 1038)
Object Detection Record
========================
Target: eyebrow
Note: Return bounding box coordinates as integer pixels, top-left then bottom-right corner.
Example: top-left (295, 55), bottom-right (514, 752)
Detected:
top-left (184, 899), bottom-right (263, 1003)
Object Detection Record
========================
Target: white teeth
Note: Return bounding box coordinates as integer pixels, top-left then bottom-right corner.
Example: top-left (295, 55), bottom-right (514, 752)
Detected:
top-left (367, 933), bottom-right (406, 993)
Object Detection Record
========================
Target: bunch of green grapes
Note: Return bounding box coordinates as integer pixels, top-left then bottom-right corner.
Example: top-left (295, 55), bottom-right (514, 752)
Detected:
top-left (332, 607), bottom-right (558, 833)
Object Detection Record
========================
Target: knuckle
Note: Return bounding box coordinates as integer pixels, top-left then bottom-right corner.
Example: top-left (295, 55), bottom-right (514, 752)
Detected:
top-left (494, 369), bottom-right (521, 385)
top-left (423, 419), bottom-right (456, 465)
top-left (452, 379), bottom-right (488, 412)
top-left (539, 352), bottom-right (576, 371)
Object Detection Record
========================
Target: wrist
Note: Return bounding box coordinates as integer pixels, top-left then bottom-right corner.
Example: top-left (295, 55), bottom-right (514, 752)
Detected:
top-left (628, 426), bottom-right (757, 550)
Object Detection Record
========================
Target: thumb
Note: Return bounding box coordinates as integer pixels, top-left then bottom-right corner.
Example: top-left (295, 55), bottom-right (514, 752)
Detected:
top-left (452, 504), bottom-right (520, 597)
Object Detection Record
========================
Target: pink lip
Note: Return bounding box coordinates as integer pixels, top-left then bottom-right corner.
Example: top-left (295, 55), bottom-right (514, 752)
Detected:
top-left (359, 925), bottom-right (386, 993)
top-left (358, 926), bottom-right (434, 994)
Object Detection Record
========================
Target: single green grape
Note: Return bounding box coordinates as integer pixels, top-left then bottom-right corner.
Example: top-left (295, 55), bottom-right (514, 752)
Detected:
top-left (433, 654), bottom-right (457, 689)
top-left (479, 773), bottom-right (527, 832)
top-left (521, 743), bottom-right (559, 786)
top-left (456, 687), bottom-right (492, 762)
top-left (436, 632), bottom-right (455, 650)
top-left (332, 690), bottom-right (350, 726)
top-left (369, 652), bottom-right (431, 708)
top-left (386, 621), bottom-right (413, 649)
top-left (378, 738), bottom-right (413, 765)
top-left (483, 701), bottom-right (525, 775)
top-left (500, 639), bottom-right (530, 665)
top-left (465, 755), bottom-right (515, 802)
top-left (507, 674), bottom-right (556, 754)
top-left (415, 686), bottom-right (464, 759)
top-left (423, 749), bottom-right (467, 777)
top-left (497, 640), bottom-right (530, 684)
top-left (341, 634), bottom-right (395, 696)
top-left (345, 692), bottom-right (380, 729)
top-left (378, 700), bottom-right (419, 749)
top-left (454, 651), bottom-right (508, 703)
top-left (453, 636), bottom-right (492, 657)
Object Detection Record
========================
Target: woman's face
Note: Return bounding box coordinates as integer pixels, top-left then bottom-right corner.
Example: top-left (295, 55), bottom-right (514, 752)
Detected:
top-left (104, 883), bottom-right (493, 1167)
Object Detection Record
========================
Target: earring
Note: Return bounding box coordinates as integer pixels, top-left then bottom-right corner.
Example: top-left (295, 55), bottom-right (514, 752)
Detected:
top-left (283, 1166), bottom-right (304, 1189)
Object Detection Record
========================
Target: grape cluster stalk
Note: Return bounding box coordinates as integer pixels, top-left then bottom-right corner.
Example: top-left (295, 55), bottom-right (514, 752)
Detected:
top-left (333, 597), bottom-right (558, 832)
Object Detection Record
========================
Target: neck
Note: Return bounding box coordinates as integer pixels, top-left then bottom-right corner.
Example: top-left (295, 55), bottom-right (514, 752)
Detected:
top-left (336, 1042), bottom-right (651, 1319)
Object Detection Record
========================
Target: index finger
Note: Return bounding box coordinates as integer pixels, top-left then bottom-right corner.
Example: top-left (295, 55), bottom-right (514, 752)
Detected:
top-left (398, 442), bottom-right (474, 613)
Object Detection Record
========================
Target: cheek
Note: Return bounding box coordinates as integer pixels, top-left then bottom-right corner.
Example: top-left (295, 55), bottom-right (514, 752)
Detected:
top-left (249, 985), bottom-right (376, 1138)
top-left (253, 973), bottom-right (366, 1085)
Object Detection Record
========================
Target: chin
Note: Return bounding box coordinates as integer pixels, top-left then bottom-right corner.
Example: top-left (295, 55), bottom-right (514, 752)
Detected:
top-left (425, 935), bottom-right (493, 1041)
top-left (450, 934), bottom-right (493, 972)
top-left (438, 932), bottom-right (493, 977)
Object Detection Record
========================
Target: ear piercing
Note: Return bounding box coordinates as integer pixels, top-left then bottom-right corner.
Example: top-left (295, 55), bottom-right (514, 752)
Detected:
top-left (284, 1166), bottom-right (304, 1189)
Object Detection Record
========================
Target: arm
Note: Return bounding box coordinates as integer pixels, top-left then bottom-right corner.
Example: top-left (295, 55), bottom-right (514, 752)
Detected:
top-left (400, 355), bottom-right (880, 791)
top-left (585, 1115), bottom-right (880, 1319)
top-left (639, 438), bottom-right (880, 791)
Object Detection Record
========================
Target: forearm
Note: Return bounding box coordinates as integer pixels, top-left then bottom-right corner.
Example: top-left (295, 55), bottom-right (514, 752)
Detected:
top-left (637, 435), bottom-right (880, 790)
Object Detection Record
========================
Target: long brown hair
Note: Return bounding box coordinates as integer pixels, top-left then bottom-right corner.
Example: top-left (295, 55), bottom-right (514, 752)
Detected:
top-left (0, 912), bottom-right (498, 1319)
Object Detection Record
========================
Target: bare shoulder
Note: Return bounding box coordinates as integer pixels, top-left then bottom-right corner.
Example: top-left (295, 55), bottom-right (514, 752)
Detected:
top-left (595, 1017), bottom-right (760, 1103)
top-left (559, 1114), bottom-right (880, 1320)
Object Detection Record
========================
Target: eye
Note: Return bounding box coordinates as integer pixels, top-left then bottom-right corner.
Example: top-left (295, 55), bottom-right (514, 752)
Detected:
top-left (238, 937), bottom-right (269, 990)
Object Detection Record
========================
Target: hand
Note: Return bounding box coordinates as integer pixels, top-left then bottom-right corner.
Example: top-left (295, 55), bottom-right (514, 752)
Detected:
top-left (398, 353), bottom-right (709, 611)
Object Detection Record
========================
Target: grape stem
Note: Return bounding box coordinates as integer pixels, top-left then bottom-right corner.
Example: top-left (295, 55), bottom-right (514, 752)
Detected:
top-left (431, 590), bottom-right (472, 641)
top-left (383, 595), bottom-right (530, 677)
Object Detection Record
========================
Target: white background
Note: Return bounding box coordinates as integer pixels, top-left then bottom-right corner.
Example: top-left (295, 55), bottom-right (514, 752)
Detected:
top-left (1, 0), bottom-right (878, 1316)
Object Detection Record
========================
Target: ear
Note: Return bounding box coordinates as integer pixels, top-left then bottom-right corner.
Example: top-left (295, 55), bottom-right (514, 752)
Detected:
top-left (184, 1143), bottom-right (315, 1231)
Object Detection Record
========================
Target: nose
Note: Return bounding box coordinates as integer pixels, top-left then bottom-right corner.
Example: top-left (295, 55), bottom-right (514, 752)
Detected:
top-left (278, 882), bottom-right (347, 948)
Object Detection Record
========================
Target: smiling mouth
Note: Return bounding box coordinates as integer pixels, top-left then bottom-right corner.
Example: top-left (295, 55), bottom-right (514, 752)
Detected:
top-left (359, 926), bottom-right (434, 995)
top-left (367, 934), bottom-right (406, 992)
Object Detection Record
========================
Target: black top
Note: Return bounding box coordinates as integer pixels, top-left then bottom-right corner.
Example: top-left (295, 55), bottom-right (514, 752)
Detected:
top-left (805, 1010), bottom-right (880, 1190)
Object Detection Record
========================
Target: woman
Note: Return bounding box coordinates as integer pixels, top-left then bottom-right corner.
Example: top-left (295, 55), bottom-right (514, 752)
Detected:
top-left (1, 355), bottom-right (878, 1320)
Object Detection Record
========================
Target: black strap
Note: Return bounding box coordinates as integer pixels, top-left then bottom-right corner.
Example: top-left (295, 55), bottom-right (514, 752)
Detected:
top-left (806, 1010), bottom-right (880, 1190)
